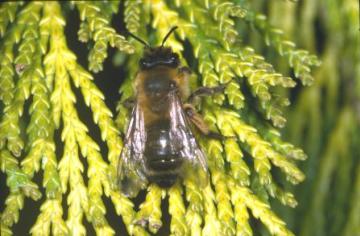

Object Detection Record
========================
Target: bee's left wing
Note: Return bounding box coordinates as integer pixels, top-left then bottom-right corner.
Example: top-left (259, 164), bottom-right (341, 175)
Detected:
top-left (117, 102), bottom-right (148, 197)
top-left (168, 90), bottom-right (209, 186)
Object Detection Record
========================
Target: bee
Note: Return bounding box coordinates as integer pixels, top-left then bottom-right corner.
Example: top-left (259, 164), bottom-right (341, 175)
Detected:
top-left (118, 27), bottom-right (227, 197)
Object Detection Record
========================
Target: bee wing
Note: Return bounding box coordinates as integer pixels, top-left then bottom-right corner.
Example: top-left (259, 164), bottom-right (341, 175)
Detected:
top-left (168, 90), bottom-right (209, 186)
top-left (117, 102), bottom-right (148, 197)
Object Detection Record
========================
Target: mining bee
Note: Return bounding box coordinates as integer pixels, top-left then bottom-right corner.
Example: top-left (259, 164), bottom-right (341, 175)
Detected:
top-left (118, 27), bottom-right (227, 197)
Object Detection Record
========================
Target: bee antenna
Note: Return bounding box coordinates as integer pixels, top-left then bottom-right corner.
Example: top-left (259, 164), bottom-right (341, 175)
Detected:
top-left (127, 32), bottom-right (150, 48)
top-left (161, 26), bottom-right (178, 47)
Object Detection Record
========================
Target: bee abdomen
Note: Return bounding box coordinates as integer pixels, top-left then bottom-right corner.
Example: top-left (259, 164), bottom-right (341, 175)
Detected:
top-left (146, 155), bottom-right (183, 171)
top-left (144, 120), bottom-right (183, 188)
top-left (145, 154), bottom-right (183, 188)
top-left (147, 173), bottom-right (179, 188)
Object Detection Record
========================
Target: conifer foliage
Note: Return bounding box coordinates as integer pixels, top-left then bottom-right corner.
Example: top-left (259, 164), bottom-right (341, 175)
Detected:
top-left (0, 1), bottom-right (322, 235)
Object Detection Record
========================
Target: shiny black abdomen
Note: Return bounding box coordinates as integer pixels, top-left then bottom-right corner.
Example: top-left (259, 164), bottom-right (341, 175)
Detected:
top-left (144, 120), bottom-right (183, 188)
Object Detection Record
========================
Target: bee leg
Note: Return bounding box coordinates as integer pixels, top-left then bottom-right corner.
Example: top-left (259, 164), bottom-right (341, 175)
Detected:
top-left (183, 103), bottom-right (227, 140)
top-left (134, 218), bottom-right (148, 227)
top-left (122, 97), bottom-right (135, 109)
top-left (178, 66), bottom-right (192, 75)
top-left (187, 82), bottom-right (230, 104)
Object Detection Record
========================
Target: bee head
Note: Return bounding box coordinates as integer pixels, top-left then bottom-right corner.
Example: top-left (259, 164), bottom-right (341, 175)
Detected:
top-left (139, 47), bottom-right (179, 70)
top-left (128, 26), bottom-right (180, 70)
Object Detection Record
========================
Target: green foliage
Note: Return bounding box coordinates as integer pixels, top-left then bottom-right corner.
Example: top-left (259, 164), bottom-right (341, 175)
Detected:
top-left (260, 1), bottom-right (360, 236)
top-left (0, 1), bottom-right (328, 236)
top-left (76, 1), bottom-right (134, 72)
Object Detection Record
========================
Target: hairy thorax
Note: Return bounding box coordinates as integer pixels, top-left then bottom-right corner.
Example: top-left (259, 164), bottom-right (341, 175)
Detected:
top-left (135, 66), bottom-right (187, 127)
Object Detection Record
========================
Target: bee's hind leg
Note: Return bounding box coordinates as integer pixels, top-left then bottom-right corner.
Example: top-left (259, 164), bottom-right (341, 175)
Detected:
top-left (183, 104), bottom-right (227, 140)
top-left (133, 218), bottom-right (148, 227)
top-left (187, 82), bottom-right (230, 104)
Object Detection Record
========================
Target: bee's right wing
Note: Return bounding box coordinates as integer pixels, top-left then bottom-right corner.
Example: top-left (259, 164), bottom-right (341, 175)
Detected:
top-left (117, 102), bottom-right (148, 197)
top-left (168, 90), bottom-right (209, 187)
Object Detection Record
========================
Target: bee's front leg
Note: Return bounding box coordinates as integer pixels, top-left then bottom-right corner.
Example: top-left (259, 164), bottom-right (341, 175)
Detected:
top-left (187, 81), bottom-right (231, 104)
top-left (121, 97), bottom-right (136, 109)
top-left (183, 104), bottom-right (226, 140)
top-left (178, 66), bottom-right (192, 75)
